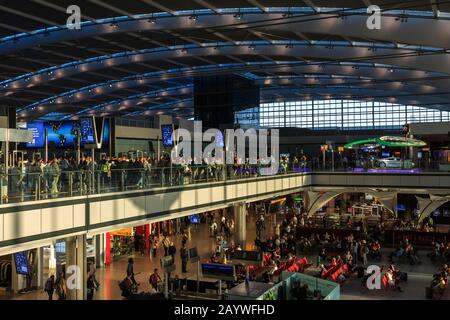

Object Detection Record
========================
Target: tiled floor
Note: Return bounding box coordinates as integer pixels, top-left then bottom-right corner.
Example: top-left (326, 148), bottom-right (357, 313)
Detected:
top-left (2, 212), bottom-right (449, 300)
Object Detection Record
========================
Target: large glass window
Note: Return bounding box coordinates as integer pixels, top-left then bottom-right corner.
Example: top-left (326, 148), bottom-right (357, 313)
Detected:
top-left (237, 99), bottom-right (448, 130)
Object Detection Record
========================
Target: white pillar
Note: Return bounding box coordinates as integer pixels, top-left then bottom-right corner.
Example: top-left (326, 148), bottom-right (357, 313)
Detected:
top-left (66, 235), bottom-right (86, 300)
top-left (36, 247), bottom-right (44, 289)
top-left (95, 234), bottom-right (104, 268)
top-left (234, 203), bottom-right (247, 249)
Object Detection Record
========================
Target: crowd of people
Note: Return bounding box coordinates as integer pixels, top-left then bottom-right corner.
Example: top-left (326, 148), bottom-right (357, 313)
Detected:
top-left (248, 201), bottom-right (450, 298)
top-left (3, 154), bottom-right (305, 201)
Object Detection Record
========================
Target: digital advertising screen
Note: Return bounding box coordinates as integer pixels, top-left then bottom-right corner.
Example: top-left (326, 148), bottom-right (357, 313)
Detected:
top-left (14, 252), bottom-right (29, 275)
top-left (25, 118), bottom-right (110, 149)
top-left (26, 122), bottom-right (45, 148)
top-left (80, 117), bottom-right (96, 145)
top-left (46, 121), bottom-right (79, 148)
top-left (161, 124), bottom-right (174, 147)
top-left (102, 118), bottom-right (110, 148)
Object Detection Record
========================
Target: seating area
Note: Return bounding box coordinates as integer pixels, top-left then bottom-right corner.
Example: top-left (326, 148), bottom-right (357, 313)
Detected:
top-left (273, 256), bottom-right (312, 277)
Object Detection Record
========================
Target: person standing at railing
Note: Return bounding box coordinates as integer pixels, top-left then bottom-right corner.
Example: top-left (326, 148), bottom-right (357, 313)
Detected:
top-left (50, 158), bottom-right (60, 198)
top-left (100, 155), bottom-right (110, 191)
top-left (142, 157), bottom-right (152, 187)
top-left (59, 156), bottom-right (70, 192)
top-left (42, 159), bottom-right (52, 197)
top-left (293, 156), bottom-right (299, 170)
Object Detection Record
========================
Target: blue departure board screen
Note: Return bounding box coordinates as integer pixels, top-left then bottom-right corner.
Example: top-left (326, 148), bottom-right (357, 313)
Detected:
top-left (26, 122), bottom-right (45, 148)
top-left (80, 117), bottom-right (95, 145)
top-left (14, 252), bottom-right (29, 275)
top-left (161, 124), bottom-right (174, 147)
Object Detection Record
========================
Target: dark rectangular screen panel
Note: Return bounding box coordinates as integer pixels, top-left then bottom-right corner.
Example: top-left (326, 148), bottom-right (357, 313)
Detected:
top-left (194, 74), bottom-right (260, 129)
top-left (201, 263), bottom-right (235, 280)
top-left (80, 117), bottom-right (95, 145)
top-left (161, 124), bottom-right (174, 147)
top-left (233, 250), bottom-right (262, 262)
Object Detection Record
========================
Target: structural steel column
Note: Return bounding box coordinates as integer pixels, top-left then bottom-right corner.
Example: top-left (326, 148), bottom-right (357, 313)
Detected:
top-left (66, 235), bottom-right (86, 300)
top-left (233, 203), bottom-right (247, 249)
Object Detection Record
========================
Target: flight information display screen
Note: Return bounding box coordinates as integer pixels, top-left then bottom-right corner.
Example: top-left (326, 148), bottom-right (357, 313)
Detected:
top-left (161, 124), bottom-right (174, 147)
top-left (233, 250), bottom-right (262, 262)
top-left (201, 263), bottom-right (235, 280)
top-left (14, 252), bottom-right (29, 275)
top-left (80, 117), bottom-right (95, 145)
top-left (26, 122), bottom-right (45, 148)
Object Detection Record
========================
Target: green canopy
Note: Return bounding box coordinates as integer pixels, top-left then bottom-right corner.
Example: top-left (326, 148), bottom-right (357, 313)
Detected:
top-left (343, 139), bottom-right (380, 149)
top-left (344, 136), bottom-right (426, 149)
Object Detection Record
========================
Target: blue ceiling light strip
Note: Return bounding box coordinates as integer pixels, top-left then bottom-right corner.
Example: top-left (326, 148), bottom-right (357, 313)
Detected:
top-left (55, 84), bottom-right (194, 120)
top-left (124, 98), bottom-right (194, 118)
top-left (18, 61), bottom-right (308, 112)
top-left (5, 40), bottom-right (442, 96)
top-left (0, 6), bottom-right (444, 46)
top-left (19, 60), bottom-right (410, 114)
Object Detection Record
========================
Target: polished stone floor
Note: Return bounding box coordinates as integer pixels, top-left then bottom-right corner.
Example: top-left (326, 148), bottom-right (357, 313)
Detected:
top-left (2, 211), bottom-right (449, 300)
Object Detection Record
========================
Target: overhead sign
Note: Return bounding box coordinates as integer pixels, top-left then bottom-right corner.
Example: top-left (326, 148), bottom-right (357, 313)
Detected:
top-left (110, 228), bottom-right (133, 237)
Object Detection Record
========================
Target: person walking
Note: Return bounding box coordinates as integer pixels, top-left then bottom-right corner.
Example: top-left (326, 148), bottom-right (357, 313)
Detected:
top-left (169, 242), bottom-right (177, 261)
top-left (44, 275), bottom-right (55, 300)
top-left (163, 236), bottom-right (171, 256)
top-left (55, 272), bottom-right (67, 300)
top-left (152, 238), bottom-right (158, 258)
top-left (181, 231), bottom-right (188, 247)
top-left (149, 268), bottom-right (162, 291)
top-left (87, 273), bottom-right (99, 300)
top-left (126, 258), bottom-right (139, 286)
top-left (180, 244), bottom-right (189, 273)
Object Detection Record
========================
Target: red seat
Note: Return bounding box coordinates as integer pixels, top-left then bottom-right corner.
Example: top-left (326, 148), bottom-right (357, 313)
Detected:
top-left (343, 264), bottom-right (349, 273)
top-left (382, 274), bottom-right (388, 290)
top-left (331, 268), bottom-right (343, 282)
top-left (322, 265), bottom-right (340, 279)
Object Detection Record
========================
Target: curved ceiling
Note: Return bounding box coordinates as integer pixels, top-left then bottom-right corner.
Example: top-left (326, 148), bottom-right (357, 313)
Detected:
top-left (1, 0), bottom-right (450, 121)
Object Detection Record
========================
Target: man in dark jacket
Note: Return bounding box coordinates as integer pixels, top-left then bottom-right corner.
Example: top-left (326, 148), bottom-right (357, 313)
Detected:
top-left (44, 275), bottom-right (55, 300)
top-left (169, 242), bottom-right (177, 261)
top-left (180, 244), bottom-right (189, 273)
